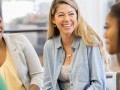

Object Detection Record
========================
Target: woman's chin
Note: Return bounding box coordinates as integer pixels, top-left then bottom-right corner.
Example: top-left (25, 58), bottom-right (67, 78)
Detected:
top-left (108, 49), bottom-right (118, 55)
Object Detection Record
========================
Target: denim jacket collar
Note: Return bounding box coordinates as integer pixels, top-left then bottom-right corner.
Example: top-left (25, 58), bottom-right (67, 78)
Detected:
top-left (54, 35), bottom-right (62, 49)
top-left (54, 35), bottom-right (81, 49)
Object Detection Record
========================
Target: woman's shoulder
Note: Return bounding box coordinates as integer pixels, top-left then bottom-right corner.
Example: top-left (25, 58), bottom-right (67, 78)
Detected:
top-left (4, 33), bottom-right (27, 40)
top-left (44, 38), bottom-right (55, 49)
top-left (44, 35), bottom-right (61, 48)
top-left (45, 38), bottom-right (54, 44)
top-left (87, 45), bottom-right (100, 57)
top-left (3, 33), bottom-right (29, 46)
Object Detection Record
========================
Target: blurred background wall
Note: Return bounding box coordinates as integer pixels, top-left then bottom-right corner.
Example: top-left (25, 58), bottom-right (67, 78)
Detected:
top-left (0, 0), bottom-right (116, 65)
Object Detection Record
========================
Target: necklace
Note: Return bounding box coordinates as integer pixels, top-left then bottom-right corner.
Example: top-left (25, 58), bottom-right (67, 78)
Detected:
top-left (66, 54), bottom-right (72, 58)
top-left (66, 54), bottom-right (72, 59)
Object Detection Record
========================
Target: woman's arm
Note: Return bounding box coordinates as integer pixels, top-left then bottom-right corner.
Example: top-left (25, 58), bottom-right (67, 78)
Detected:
top-left (22, 35), bottom-right (43, 90)
top-left (30, 84), bottom-right (40, 90)
top-left (87, 46), bottom-right (107, 90)
top-left (43, 41), bottom-right (54, 90)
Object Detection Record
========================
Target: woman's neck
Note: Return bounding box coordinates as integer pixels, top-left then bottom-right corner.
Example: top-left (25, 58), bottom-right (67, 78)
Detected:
top-left (61, 34), bottom-right (74, 46)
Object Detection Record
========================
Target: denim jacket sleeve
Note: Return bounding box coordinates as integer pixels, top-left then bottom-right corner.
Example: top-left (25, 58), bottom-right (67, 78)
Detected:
top-left (87, 46), bottom-right (106, 90)
top-left (43, 40), bottom-right (54, 90)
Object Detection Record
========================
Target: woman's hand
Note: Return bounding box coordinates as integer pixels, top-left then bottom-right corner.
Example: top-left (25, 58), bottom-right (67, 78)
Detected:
top-left (29, 84), bottom-right (40, 90)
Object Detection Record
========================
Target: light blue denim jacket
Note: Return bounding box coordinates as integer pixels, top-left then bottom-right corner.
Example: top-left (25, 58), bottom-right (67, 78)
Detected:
top-left (43, 35), bottom-right (106, 90)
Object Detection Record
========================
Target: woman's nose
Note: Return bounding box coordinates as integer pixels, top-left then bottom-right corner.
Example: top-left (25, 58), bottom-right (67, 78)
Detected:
top-left (64, 15), bottom-right (70, 21)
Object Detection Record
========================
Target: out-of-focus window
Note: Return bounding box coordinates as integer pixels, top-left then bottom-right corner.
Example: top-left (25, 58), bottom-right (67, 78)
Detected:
top-left (2, 0), bottom-right (51, 30)
top-left (1, 0), bottom-right (52, 65)
top-left (1, 0), bottom-right (115, 32)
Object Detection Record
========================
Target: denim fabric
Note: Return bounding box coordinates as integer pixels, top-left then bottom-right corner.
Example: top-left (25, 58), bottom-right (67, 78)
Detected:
top-left (44, 35), bottom-right (106, 90)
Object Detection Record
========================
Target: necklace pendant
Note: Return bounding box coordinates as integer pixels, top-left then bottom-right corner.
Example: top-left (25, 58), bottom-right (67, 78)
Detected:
top-left (66, 54), bottom-right (72, 58)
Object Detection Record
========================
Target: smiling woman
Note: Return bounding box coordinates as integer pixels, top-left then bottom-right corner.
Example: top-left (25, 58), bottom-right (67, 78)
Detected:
top-left (52, 3), bottom-right (78, 37)
top-left (43, 0), bottom-right (107, 90)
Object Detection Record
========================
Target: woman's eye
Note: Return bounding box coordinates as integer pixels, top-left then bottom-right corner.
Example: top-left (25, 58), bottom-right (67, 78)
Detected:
top-left (104, 26), bottom-right (108, 29)
top-left (69, 13), bottom-right (74, 16)
top-left (58, 14), bottom-right (64, 17)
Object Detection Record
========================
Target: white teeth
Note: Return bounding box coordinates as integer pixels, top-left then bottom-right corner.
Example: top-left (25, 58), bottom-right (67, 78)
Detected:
top-left (63, 25), bottom-right (71, 27)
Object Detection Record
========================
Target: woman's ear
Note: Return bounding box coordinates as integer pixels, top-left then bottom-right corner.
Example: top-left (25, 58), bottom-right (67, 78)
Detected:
top-left (52, 18), bottom-right (56, 25)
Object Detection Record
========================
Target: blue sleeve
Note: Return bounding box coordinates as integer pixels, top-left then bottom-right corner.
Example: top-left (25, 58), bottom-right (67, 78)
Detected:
top-left (87, 46), bottom-right (107, 90)
top-left (43, 41), bottom-right (54, 90)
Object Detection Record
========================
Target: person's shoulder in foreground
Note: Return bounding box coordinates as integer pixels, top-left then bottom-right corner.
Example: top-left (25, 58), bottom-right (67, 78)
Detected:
top-left (3, 33), bottom-right (43, 90)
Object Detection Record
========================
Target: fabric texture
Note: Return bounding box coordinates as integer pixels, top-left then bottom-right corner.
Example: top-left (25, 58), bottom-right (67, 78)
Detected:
top-left (3, 33), bottom-right (43, 90)
top-left (43, 35), bottom-right (106, 90)
top-left (0, 76), bottom-right (7, 90)
top-left (0, 48), bottom-right (25, 90)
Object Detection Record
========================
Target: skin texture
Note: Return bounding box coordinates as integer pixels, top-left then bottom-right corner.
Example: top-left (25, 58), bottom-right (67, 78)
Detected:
top-left (104, 14), bottom-right (119, 54)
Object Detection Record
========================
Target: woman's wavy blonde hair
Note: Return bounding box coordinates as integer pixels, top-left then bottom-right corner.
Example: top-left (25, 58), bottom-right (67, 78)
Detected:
top-left (48, 0), bottom-right (103, 47)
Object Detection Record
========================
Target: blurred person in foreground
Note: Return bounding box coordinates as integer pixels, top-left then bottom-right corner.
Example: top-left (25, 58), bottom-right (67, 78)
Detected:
top-left (43, 0), bottom-right (107, 90)
top-left (0, 16), bottom-right (43, 90)
top-left (104, 1), bottom-right (120, 72)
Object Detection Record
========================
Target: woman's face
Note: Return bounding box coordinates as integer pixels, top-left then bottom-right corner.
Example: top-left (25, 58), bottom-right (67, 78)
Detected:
top-left (104, 14), bottom-right (119, 54)
top-left (52, 3), bottom-right (77, 36)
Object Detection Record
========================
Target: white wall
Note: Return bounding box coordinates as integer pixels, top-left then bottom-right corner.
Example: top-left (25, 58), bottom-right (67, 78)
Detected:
top-left (76, 0), bottom-right (115, 35)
